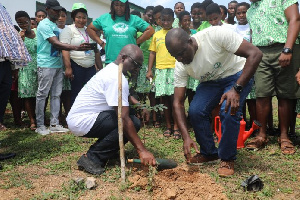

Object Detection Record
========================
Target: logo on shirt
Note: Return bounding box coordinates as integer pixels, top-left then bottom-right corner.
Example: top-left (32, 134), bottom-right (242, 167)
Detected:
top-left (274, 17), bottom-right (285, 25)
top-left (269, 0), bottom-right (277, 8)
top-left (214, 62), bottom-right (222, 69)
top-left (113, 23), bottom-right (129, 33)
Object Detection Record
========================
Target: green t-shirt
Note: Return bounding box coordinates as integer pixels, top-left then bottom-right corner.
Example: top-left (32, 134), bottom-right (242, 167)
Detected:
top-left (247, 0), bottom-right (299, 46)
top-left (172, 18), bottom-right (179, 28)
top-left (197, 21), bottom-right (211, 32)
top-left (37, 18), bottom-right (62, 68)
top-left (93, 13), bottom-right (150, 64)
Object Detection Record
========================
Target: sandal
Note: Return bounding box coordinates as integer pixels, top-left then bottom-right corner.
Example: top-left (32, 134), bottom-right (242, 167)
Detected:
top-left (163, 129), bottom-right (172, 137)
top-left (173, 130), bottom-right (181, 140)
top-left (153, 121), bottom-right (161, 128)
top-left (246, 136), bottom-right (269, 151)
top-left (30, 124), bottom-right (37, 131)
top-left (278, 138), bottom-right (295, 155)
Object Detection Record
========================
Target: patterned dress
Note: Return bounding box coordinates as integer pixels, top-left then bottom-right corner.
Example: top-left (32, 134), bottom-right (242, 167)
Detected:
top-left (18, 29), bottom-right (38, 98)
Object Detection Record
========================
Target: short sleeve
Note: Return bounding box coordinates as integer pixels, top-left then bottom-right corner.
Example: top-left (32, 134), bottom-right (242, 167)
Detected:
top-left (92, 16), bottom-right (103, 30)
top-left (174, 61), bottom-right (189, 87)
top-left (148, 32), bottom-right (157, 52)
top-left (59, 26), bottom-right (72, 44)
top-left (133, 15), bottom-right (150, 32)
top-left (282, 0), bottom-right (298, 10)
top-left (39, 22), bottom-right (56, 40)
top-left (104, 75), bottom-right (129, 107)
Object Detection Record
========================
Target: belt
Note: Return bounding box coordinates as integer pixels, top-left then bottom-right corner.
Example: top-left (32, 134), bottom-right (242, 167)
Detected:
top-left (257, 43), bottom-right (284, 48)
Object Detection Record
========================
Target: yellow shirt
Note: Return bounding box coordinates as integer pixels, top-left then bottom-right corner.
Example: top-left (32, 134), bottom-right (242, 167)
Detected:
top-left (149, 29), bottom-right (176, 69)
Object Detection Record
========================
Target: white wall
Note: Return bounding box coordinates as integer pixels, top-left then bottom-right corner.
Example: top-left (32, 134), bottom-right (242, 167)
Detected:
top-left (2, 0), bottom-right (111, 24)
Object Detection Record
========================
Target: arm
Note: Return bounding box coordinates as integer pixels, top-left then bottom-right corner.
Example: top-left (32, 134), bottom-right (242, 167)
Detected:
top-left (61, 50), bottom-right (73, 80)
top-left (173, 87), bottom-right (200, 162)
top-left (94, 49), bottom-right (103, 71)
top-left (129, 96), bottom-right (150, 123)
top-left (113, 106), bottom-right (155, 166)
top-left (48, 36), bottom-right (92, 51)
top-left (146, 51), bottom-right (156, 80)
top-left (279, 4), bottom-right (300, 67)
top-left (136, 25), bottom-right (154, 45)
top-left (220, 40), bottom-right (263, 114)
top-left (86, 23), bottom-right (106, 49)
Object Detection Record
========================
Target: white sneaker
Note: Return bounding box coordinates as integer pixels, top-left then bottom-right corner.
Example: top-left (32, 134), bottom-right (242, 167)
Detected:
top-left (49, 125), bottom-right (69, 133)
top-left (35, 126), bottom-right (50, 135)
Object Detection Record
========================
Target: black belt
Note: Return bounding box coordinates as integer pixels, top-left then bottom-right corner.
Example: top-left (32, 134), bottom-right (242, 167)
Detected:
top-left (257, 43), bottom-right (284, 48)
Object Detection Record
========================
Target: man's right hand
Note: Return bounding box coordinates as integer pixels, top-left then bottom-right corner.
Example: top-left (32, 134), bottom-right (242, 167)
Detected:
top-left (76, 43), bottom-right (94, 51)
top-left (183, 137), bottom-right (200, 163)
top-left (65, 68), bottom-right (73, 80)
top-left (138, 150), bottom-right (156, 166)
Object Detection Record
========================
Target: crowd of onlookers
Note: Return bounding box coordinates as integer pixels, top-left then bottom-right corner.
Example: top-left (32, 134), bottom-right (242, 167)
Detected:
top-left (0, 0), bottom-right (299, 172)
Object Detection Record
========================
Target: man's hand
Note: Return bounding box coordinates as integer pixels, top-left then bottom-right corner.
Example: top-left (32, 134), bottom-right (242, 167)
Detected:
top-left (141, 109), bottom-right (150, 124)
top-left (75, 43), bottom-right (94, 51)
top-left (279, 52), bottom-right (292, 67)
top-left (219, 88), bottom-right (240, 115)
top-left (64, 67), bottom-right (73, 80)
top-left (138, 150), bottom-right (156, 166)
top-left (183, 137), bottom-right (200, 163)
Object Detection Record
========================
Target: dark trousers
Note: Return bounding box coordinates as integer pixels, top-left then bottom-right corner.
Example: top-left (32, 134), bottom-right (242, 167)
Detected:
top-left (84, 110), bottom-right (140, 166)
top-left (0, 61), bottom-right (12, 123)
top-left (70, 59), bottom-right (96, 105)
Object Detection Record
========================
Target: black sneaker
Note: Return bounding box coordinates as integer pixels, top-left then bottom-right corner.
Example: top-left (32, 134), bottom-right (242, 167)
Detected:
top-left (77, 155), bottom-right (105, 175)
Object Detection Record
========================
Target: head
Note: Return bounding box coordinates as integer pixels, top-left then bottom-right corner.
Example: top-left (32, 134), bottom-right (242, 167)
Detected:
top-left (110, 0), bottom-right (130, 21)
top-left (117, 44), bottom-right (143, 78)
top-left (57, 7), bottom-right (67, 28)
top-left (228, 1), bottom-right (238, 18)
top-left (206, 3), bottom-right (222, 26)
top-left (30, 17), bottom-right (37, 29)
top-left (143, 6), bottom-right (154, 24)
top-left (35, 9), bottom-right (47, 24)
top-left (153, 5), bottom-right (164, 26)
top-left (45, 0), bottom-right (63, 22)
top-left (191, 3), bottom-right (205, 23)
top-left (161, 8), bottom-right (174, 30)
top-left (249, 0), bottom-right (260, 2)
top-left (130, 10), bottom-right (141, 18)
top-left (174, 2), bottom-right (185, 17)
top-left (15, 11), bottom-right (31, 31)
top-left (236, 2), bottom-right (250, 25)
top-left (71, 3), bottom-right (88, 28)
top-left (179, 11), bottom-right (191, 30)
top-left (219, 5), bottom-right (227, 21)
top-left (166, 28), bottom-right (197, 64)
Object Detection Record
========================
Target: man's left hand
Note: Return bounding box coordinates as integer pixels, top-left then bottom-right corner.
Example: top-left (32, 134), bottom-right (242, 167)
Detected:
top-left (279, 53), bottom-right (292, 67)
top-left (219, 88), bottom-right (240, 115)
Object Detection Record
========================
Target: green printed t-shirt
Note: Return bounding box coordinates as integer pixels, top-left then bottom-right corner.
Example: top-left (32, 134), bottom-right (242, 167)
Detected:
top-left (197, 21), bottom-right (211, 32)
top-left (247, 0), bottom-right (299, 46)
top-left (37, 18), bottom-right (62, 68)
top-left (93, 13), bottom-right (150, 64)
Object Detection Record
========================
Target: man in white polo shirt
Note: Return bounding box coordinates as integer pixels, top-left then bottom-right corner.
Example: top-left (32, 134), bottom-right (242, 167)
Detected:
top-left (67, 44), bottom-right (156, 175)
top-left (165, 27), bottom-right (262, 176)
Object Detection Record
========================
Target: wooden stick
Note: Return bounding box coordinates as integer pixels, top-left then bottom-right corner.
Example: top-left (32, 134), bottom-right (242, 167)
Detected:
top-left (118, 63), bottom-right (125, 183)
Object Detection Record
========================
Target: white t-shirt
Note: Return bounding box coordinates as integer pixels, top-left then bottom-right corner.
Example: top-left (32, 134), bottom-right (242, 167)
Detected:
top-left (174, 26), bottom-right (246, 87)
top-left (66, 63), bottom-right (130, 136)
top-left (233, 23), bottom-right (251, 42)
top-left (59, 24), bottom-right (95, 68)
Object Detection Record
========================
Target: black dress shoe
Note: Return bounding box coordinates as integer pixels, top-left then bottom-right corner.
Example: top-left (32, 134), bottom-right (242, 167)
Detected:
top-left (77, 154), bottom-right (105, 175)
top-left (0, 153), bottom-right (16, 161)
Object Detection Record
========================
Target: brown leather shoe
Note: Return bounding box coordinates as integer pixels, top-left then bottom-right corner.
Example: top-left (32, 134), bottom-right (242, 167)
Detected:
top-left (189, 153), bottom-right (219, 165)
top-left (218, 160), bottom-right (234, 177)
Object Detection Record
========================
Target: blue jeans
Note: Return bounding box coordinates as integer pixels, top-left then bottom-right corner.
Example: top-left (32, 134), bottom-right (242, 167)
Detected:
top-left (189, 71), bottom-right (253, 161)
top-left (0, 60), bottom-right (12, 123)
top-left (36, 67), bottom-right (63, 127)
top-left (70, 60), bottom-right (96, 105)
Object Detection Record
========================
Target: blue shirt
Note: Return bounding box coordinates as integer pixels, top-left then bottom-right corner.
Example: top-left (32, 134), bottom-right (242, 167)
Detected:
top-left (37, 18), bottom-right (62, 68)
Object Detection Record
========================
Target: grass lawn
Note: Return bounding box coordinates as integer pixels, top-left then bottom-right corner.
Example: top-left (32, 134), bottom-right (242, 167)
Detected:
top-left (0, 98), bottom-right (299, 200)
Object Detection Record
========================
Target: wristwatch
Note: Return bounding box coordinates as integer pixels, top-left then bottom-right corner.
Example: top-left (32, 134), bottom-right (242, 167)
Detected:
top-left (233, 83), bottom-right (243, 94)
top-left (282, 48), bottom-right (293, 54)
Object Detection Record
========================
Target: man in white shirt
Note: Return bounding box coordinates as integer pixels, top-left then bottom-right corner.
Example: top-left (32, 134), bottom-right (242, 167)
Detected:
top-left (67, 44), bottom-right (156, 175)
top-left (165, 27), bottom-right (262, 176)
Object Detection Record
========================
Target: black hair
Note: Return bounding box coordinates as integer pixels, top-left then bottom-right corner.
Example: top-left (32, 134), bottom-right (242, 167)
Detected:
top-left (60, 7), bottom-right (67, 15)
top-left (206, 3), bottom-right (220, 15)
top-left (15, 10), bottom-right (30, 21)
top-left (30, 17), bottom-right (36, 21)
top-left (153, 5), bottom-right (164, 16)
top-left (174, 2), bottom-right (185, 9)
top-left (14, 25), bottom-right (20, 32)
top-left (110, 0), bottom-right (130, 21)
top-left (35, 9), bottom-right (47, 17)
top-left (219, 5), bottom-right (227, 15)
top-left (161, 8), bottom-right (174, 18)
top-left (130, 10), bottom-right (141, 18)
top-left (178, 11), bottom-right (190, 22)
top-left (191, 2), bottom-right (203, 11)
top-left (202, 0), bottom-right (214, 9)
top-left (237, 2), bottom-right (250, 9)
top-left (71, 8), bottom-right (88, 21)
top-left (145, 6), bottom-right (154, 14)
top-left (229, 1), bottom-right (238, 4)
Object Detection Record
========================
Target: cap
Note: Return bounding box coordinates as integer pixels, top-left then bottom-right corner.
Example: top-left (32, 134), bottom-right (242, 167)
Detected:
top-left (112, 0), bottom-right (128, 3)
top-left (72, 3), bottom-right (87, 11)
top-left (45, 0), bottom-right (63, 10)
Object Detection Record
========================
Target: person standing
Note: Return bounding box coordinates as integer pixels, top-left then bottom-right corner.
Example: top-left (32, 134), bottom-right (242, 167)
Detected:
top-left (35, 0), bottom-right (93, 135)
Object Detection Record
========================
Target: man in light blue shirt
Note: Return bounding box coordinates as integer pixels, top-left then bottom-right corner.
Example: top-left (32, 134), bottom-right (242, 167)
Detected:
top-left (36, 0), bottom-right (92, 135)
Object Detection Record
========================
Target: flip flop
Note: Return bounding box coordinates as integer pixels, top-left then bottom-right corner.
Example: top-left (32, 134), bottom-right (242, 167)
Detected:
top-left (163, 129), bottom-right (172, 137)
top-left (246, 136), bottom-right (269, 151)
